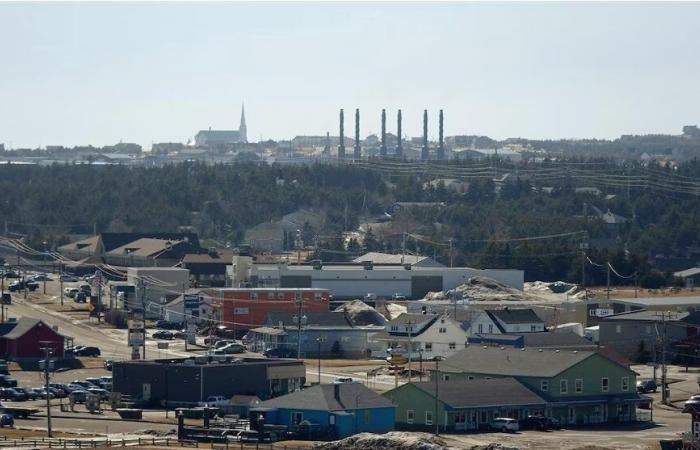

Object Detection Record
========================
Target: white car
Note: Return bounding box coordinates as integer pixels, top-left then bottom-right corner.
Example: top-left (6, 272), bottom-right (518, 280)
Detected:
top-left (199, 395), bottom-right (229, 407)
top-left (489, 417), bottom-right (519, 432)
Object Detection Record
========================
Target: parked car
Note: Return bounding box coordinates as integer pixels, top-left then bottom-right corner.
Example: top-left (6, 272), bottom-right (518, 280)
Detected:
top-left (0, 361), bottom-right (9, 375)
top-left (32, 274), bottom-right (52, 282)
top-left (2, 270), bottom-right (20, 279)
top-left (155, 320), bottom-right (182, 330)
top-left (69, 390), bottom-right (88, 404)
top-left (103, 360), bottom-right (113, 371)
top-left (0, 388), bottom-right (26, 401)
top-left (64, 288), bottom-right (80, 298)
top-left (65, 383), bottom-right (85, 393)
top-left (74, 291), bottom-right (87, 303)
top-left (87, 388), bottom-right (109, 400)
top-left (520, 415), bottom-right (549, 431)
top-left (0, 413), bottom-right (14, 427)
top-left (263, 347), bottom-right (297, 358)
top-left (152, 330), bottom-right (175, 340)
top-left (214, 343), bottom-right (246, 355)
top-left (334, 377), bottom-right (354, 384)
top-left (84, 377), bottom-right (103, 386)
top-left (173, 330), bottom-right (186, 339)
top-left (60, 274), bottom-right (79, 282)
top-left (637, 379), bottom-right (658, 393)
top-left (72, 380), bottom-right (97, 389)
top-left (33, 388), bottom-right (54, 399)
top-left (489, 417), bottom-right (519, 433)
top-left (200, 396), bottom-right (229, 407)
top-left (214, 339), bottom-right (236, 349)
top-left (0, 375), bottom-right (18, 387)
top-left (8, 280), bottom-right (38, 292)
top-left (391, 293), bottom-right (407, 301)
top-left (15, 387), bottom-right (38, 400)
top-left (74, 346), bottom-right (100, 357)
top-left (0, 294), bottom-right (11, 306)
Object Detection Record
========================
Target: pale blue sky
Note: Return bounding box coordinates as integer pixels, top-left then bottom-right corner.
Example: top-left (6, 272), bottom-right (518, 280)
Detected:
top-left (1, 2), bottom-right (699, 148)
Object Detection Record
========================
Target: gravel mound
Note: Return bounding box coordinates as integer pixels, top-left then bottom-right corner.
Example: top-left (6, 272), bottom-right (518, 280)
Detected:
top-left (314, 432), bottom-right (449, 450)
top-left (334, 300), bottom-right (387, 326)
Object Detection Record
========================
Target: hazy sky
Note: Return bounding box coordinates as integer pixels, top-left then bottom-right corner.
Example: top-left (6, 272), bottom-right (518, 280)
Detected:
top-left (1, 2), bottom-right (699, 148)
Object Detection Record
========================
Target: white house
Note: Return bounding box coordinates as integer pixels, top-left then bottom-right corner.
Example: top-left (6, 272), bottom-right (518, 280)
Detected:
top-left (370, 313), bottom-right (468, 359)
top-left (469, 308), bottom-right (545, 335)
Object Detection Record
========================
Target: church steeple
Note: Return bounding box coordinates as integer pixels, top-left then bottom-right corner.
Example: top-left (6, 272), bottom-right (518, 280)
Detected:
top-left (239, 103), bottom-right (247, 143)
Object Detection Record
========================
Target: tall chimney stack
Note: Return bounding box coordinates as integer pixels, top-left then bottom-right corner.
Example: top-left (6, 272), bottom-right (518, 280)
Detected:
top-left (396, 109), bottom-right (403, 157)
top-left (421, 109), bottom-right (429, 161)
top-left (438, 109), bottom-right (445, 160)
top-left (380, 109), bottom-right (387, 157)
top-left (354, 108), bottom-right (361, 160)
top-left (338, 109), bottom-right (345, 158)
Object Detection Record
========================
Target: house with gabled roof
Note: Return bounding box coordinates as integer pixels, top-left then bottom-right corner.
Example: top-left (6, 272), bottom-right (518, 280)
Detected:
top-left (469, 308), bottom-right (545, 335)
top-left (370, 312), bottom-right (468, 359)
top-left (433, 346), bottom-right (650, 426)
top-left (0, 318), bottom-right (65, 360)
top-left (251, 382), bottom-right (395, 439)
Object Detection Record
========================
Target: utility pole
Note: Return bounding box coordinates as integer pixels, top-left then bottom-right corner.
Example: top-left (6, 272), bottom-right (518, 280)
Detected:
top-left (59, 262), bottom-right (64, 307)
top-left (294, 290), bottom-right (305, 359)
top-left (434, 356), bottom-right (443, 436)
top-left (407, 320), bottom-right (413, 383)
top-left (39, 342), bottom-right (53, 438)
top-left (317, 337), bottom-right (326, 384)
top-left (140, 280), bottom-right (147, 360)
top-left (660, 311), bottom-right (670, 405)
top-left (448, 239), bottom-right (453, 268)
top-left (42, 242), bottom-right (48, 294)
top-left (606, 262), bottom-right (611, 300)
top-left (401, 232), bottom-right (407, 265)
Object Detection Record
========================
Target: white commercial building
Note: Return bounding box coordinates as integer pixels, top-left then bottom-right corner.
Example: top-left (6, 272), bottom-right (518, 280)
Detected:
top-left (126, 267), bottom-right (190, 318)
top-left (249, 262), bottom-right (523, 300)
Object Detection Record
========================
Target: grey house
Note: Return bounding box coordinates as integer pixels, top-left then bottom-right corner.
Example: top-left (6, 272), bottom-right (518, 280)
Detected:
top-left (599, 310), bottom-right (700, 361)
top-left (246, 312), bottom-right (384, 359)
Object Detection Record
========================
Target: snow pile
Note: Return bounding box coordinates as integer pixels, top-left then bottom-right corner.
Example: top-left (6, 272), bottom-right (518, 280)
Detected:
top-left (314, 432), bottom-right (449, 450)
top-left (447, 276), bottom-right (526, 302)
top-left (524, 281), bottom-right (587, 301)
top-left (385, 302), bottom-right (408, 320)
top-left (335, 300), bottom-right (387, 326)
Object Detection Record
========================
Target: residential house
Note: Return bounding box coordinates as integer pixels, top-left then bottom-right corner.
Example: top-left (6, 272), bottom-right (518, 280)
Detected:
top-left (106, 238), bottom-right (199, 267)
top-left (0, 318), bottom-right (66, 360)
top-left (469, 330), bottom-right (598, 350)
top-left (599, 310), bottom-right (700, 361)
top-left (182, 249), bottom-right (234, 287)
top-left (246, 311), bottom-right (382, 358)
top-left (433, 346), bottom-right (649, 426)
top-left (469, 308), bottom-right (545, 335)
top-left (251, 382), bottom-right (395, 439)
top-left (675, 268), bottom-right (700, 289)
top-left (383, 378), bottom-right (547, 432)
top-left (370, 313), bottom-right (467, 359)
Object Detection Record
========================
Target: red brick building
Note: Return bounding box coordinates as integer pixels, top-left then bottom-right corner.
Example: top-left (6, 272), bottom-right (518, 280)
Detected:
top-left (0, 318), bottom-right (65, 359)
top-left (207, 288), bottom-right (330, 332)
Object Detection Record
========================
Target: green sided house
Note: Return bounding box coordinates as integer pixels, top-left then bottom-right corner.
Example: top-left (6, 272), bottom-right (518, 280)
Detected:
top-left (383, 377), bottom-right (547, 432)
top-left (432, 346), bottom-right (651, 426)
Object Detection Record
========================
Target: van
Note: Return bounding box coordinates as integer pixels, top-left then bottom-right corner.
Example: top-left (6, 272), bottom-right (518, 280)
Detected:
top-left (489, 417), bottom-right (519, 432)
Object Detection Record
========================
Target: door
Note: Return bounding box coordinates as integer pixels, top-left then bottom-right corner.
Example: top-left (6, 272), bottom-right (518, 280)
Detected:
top-left (142, 383), bottom-right (151, 401)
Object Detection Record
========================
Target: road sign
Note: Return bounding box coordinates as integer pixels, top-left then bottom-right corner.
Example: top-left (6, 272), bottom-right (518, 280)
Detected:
top-left (128, 320), bottom-right (145, 330)
top-left (128, 331), bottom-right (145, 347)
top-left (184, 294), bottom-right (200, 310)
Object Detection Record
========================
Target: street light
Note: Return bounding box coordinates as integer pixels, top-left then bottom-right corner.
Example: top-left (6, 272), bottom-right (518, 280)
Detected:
top-left (42, 241), bottom-right (48, 294)
top-left (433, 356), bottom-right (445, 436)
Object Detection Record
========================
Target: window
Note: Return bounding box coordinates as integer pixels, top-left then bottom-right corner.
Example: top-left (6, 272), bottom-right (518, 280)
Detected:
top-left (615, 325), bottom-right (622, 334)
top-left (575, 379), bottom-right (583, 393)
top-left (621, 376), bottom-right (629, 392)
top-left (291, 412), bottom-right (303, 425)
top-left (601, 377), bottom-right (609, 392)
top-left (541, 380), bottom-right (549, 392)
top-left (531, 325), bottom-right (538, 332)
top-left (391, 326), bottom-right (398, 332)
top-left (443, 374), bottom-right (450, 381)
top-left (439, 327), bottom-right (447, 334)
top-left (315, 292), bottom-right (323, 301)
top-left (488, 324), bottom-right (493, 333)
top-left (478, 324), bottom-right (484, 333)
top-left (467, 376), bottom-right (475, 380)
top-left (251, 292), bottom-right (258, 301)
top-left (480, 411), bottom-right (488, 423)
top-left (277, 292), bottom-right (285, 299)
top-left (425, 343), bottom-right (432, 352)
top-left (425, 411), bottom-right (433, 425)
top-left (267, 292), bottom-right (274, 300)
top-left (560, 379), bottom-right (568, 394)
top-left (449, 342), bottom-right (456, 350)
top-left (406, 410), bottom-right (414, 424)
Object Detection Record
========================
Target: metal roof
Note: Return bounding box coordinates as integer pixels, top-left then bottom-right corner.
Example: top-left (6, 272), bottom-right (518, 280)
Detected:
top-left (257, 383), bottom-right (394, 411)
top-left (613, 296), bottom-right (700, 307)
top-left (486, 308), bottom-right (543, 325)
top-left (409, 377), bottom-right (546, 409)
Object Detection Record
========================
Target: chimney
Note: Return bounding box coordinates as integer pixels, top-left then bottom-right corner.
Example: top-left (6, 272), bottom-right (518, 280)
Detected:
top-left (354, 108), bottom-right (361, 160)
top-left (438, 109), bottom-right (445, 160)
top-left (396, 109), bottom-right (403, 157)
top-left (338, 109), bottom-right (345, 158)
top-left (421, 109), bottom-right (429, 161)
top-left (380, 109), bottom-right (387, 157)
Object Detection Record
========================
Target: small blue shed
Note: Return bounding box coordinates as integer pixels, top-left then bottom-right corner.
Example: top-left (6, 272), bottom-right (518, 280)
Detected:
top-left (252, 382), bottom-right (395, 439)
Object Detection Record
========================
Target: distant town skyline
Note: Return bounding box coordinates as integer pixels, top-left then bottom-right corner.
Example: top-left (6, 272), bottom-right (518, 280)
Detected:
top-left (1, 2), bottom-right (699, 148)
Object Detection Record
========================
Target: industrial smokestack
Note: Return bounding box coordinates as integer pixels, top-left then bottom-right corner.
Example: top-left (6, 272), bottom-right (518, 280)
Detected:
top-left (354, 108), bottom-right (361, 160)
top-left (380, 109), bottom-right (387, 157)
top-left (338, 109), bottom-right (345, 158)
top-left (438, 109), bottom-right (445, 160)
top-left (421, 109), bottom-right (429, 161)
top-left (396, 109), bottom-right (403, 157)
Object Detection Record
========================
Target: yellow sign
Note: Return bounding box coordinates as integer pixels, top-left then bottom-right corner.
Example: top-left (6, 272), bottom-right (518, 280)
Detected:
top-left (387, 356), bottom-right (408, 366)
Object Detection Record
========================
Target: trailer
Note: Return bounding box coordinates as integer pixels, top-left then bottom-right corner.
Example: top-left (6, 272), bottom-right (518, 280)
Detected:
top-left (0, 405), bottom-right (40, 419)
